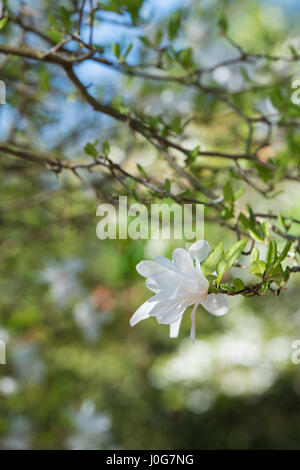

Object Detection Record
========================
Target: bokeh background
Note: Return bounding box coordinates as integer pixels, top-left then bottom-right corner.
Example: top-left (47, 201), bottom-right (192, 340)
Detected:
top-left (1, 0), bottom-right (300, 449)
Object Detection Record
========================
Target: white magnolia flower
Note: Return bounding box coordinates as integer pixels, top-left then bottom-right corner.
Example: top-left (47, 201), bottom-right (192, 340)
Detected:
top-left (130, 240), bottom-right (228, 340)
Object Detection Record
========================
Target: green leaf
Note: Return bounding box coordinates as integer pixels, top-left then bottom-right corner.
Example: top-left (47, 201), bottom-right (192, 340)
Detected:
top-left (270, 263), bottom-right (283, 278)
top-left (84, 142), bottom-right (98, 157)
top-left (262, 221), bottom-right (270, 239)
top-left (234, 187), bottom-right (245, 200)
top-left (250, 247), bottom-right (259, 263)
top-left (224, 238), bottom-right (248, 261)
top-left (0, 17), bottom-right (8, 30)
top-left (239, 66), bottom-right (251, 83)
top-left (275, 240), bottom-right (292, 265)
top-left (216, 239), bottom-right (248, 285)
top-left (102, 139), bottom-right (110, 157)
top-left (250, 260), bottom-right (266, 277)
top-left (128, 177), bottom-right (135, 191)
top-left (208, 276), bottom-right (219, 293)
top-left (48, 13), bottom-right (57, 28)
top-left (247, 204), bottom-right (255, 225)
top-left (233, 278), bottom-right (245, 291)
top-left (248, 229), bottom-right (264, 243)
top-left (223, 181), bottom-right (234, 203)
top-left (112, 96), bottom-right (130, 114)
top-left (278, 213), bottom-right (286, 230)
top-left (155, 29), bottom-right (163, 46)
top-left (255, 163), bottom-right (273, 182)
top-left (168, 11), bottom-right (181, 40)
top-left (218, 12), bottom-right (228, 33)
top-left (266, 240), bottom-right (277, 266)
top-left (170, 116), bottom-right (182, 134)
top-left (206, 274), bottom-right (217, 282)
top-left (222, 182), bottom-right (234, 220)
top-left (124, 43), bottom-right (133, 59)
top-left (268, 263), bottom-right (283, 286)
top-left (47, 29), bottom-right (63, 43)
top-left (187, 145), bottom-right (200, 162)
top-left (201, 242), bottom-right (224, 277)
top-left (239, 213), bottom-right (250, 229)
top-left (60, 6), bottom-right (71, 31)
top-left (139, 36), bottom-right (151, 47)
top-left (112, 42), bottom-right (121, 59)
top-left (220, 282), bottom-right (233, 292)
top-left (282, 266), bottom-right (291, 283)
top-left (39, 68), bottom-right (50, 91)
top-left (165, 178), bottom-right (171, 193)
top-left (136, 164), bottom-right (148, 179)
top-left (177, 47), bottom-right (193, 69)
top-left (273, 158), bottom-right (287, 184)
top-left (289, 44), bottom-right (299, 58)
top-left (239, 208), bottom-right (257, 232)
top-left (261, 281), bottom-right (269, 294)
top-left (278, 214), bottom-right (292, 230)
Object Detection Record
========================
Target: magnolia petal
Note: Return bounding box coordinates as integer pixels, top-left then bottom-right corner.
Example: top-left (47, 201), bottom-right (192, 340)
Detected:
top-left (136, 260), bottom-right (165, 278)
top-left (169, 317), bottom-right (182, 338)
top-left (188, 240), bottom-right (210, 264)
top-left (201, 294), bottom-right (228, 316)
top-left (144, 277), bottom-right (161, 293)
top-left (130, 299), bottom-right (158, 326)
top-left (154, 256), bottom-right (180, 274)
top-left (145, 270), bottom-right (181, 294)
top-left (172, 248), bottom-right (199, 280)
top-left (174, 279), bottom-right (208, 303)
top-left (145, 291), bottom-right (167, 303)
top-left (153, 299), bottom-right (185, 323)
